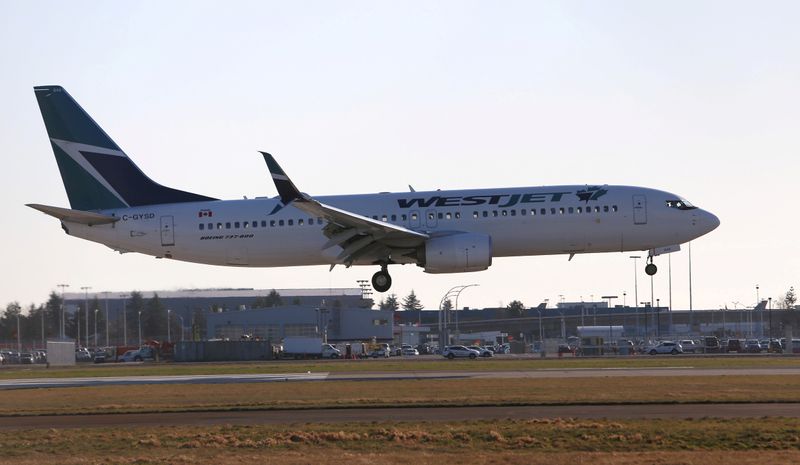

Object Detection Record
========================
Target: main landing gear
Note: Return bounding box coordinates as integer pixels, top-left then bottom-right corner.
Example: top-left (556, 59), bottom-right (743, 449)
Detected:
top-left (372, 264), bottom-right (392, 293)
top-left (645, 255), bottom-right (658, 276)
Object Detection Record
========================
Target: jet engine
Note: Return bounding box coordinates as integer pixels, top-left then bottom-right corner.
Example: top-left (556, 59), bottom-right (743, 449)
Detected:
top-left (423, 233), bottom-right (492, 274)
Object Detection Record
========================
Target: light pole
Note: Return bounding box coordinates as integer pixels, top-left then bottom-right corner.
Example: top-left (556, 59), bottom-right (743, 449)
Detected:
top-left (536, 309), bottom-right (543, 343)
top-left (138, 310), bottom-right (142, 347)
top-left (756, 284), bottom-right (762, 337)
top-left (438, 285), bottom-right (478, 346)
top-left (81, 286), bottom-right (91, 348)
top-left (768, 297), bottom-right (773, 339)
top-left (40, 303), bottom-right (45, 349)
top-left (103, 292), bottom-right (109, 347)
top-left (629, 256), bottom-right (640, 338)
top-left (94, 308), bottom-right (98, 347)
top-left (119, 294), bottom-right (128, 346)
top-left (16, 312), bottom-right (21, 352)
top-left (57, 284), bottom-right (69, 339)
top-left (178, 315), bottom-right (185, 341)
top-left (167, 309), bottom-right (172, 343)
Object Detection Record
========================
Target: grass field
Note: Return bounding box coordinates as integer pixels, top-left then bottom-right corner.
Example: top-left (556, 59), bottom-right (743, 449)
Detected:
top-left (1, 354), bottom-right (799, 380)
top-left (2, 375), bottom-right (799, 416)
top-left (2, 418), bottom-right (799, 464)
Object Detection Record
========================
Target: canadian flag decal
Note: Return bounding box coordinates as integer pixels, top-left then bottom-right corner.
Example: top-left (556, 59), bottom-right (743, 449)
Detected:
top-left (198, 209), bottom-right (213, 218)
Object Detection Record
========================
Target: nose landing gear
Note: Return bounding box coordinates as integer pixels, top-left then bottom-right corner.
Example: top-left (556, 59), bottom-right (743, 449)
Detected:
top-left (645, 256), bottom-right (658, 276)
top-left (371, 264), bottom-right (392, 293)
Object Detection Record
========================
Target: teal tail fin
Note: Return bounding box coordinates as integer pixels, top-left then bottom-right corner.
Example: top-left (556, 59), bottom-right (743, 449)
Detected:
top-left (34, 85), bottom-right (216, 210)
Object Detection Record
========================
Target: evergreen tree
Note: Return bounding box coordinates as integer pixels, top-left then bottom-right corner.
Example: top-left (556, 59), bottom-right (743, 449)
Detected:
top-left (784, 286), bottom-right (797, 310)
top-left (142, 293), bottom-right (167, 342)
top-left (253, 289), bottom-right (283, 308)
top-left (380, 294), bottom-right (400, 311)
top-left (506, 300), bottom-right (526, 317)
top-left (442, 299), bottom-right (453, 311)
top-left (402, 290), bottom-right (423, 311)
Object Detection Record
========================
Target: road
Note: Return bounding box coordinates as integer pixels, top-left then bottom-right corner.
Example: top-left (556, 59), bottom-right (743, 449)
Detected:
top-left (1, 366), bottom-right (798, 389)
top-left (1, 403), bottom-right (798, 429)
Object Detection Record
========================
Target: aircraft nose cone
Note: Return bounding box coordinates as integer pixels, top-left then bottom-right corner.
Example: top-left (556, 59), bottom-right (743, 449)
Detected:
top-left (701, 209), bottom-right (720, 234)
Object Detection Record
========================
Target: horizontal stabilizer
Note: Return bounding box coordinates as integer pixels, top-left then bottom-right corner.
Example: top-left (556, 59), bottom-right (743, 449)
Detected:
top-left (26, 203), bottom-right (119, 226)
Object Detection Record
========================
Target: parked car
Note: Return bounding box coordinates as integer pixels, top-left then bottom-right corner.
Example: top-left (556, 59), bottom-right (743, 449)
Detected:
top-left (442, 345), bottom-right (480, 359)
top-left (75, 348), bottom-right (92, 362)
top-left (648, 341), bottom-right (683, 355)
top-left (703, 336), bottom-right (720, 353)
top-left (745, 339), bottom-right (761, 353)
top-left (467, 346), bottom-right (493, 357)
top-left (726, 339), bottom-right (744, 353)
top-left (769, 339), bottom-right (783, 353)
top-left (370, 347), bottom-right (390, 358)
top-left (679, 340), bottom-right (700, 354)
top-left (19, 353), bottom-right (34, 364)
top-left (401, 347), bottom-right (419, 356)
top-left (118, 350), bottom-right (144, 362)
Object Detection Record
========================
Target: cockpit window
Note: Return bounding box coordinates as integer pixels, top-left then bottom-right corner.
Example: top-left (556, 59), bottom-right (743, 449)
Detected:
top-left (666, 199), bottom-right (697, 210)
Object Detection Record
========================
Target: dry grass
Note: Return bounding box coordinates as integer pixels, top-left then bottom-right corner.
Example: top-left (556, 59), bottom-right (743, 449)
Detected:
top-left (1, 419), bottom-right (799, 464)
top-left (1, 375), bottom-right (800, 416)
top-left (2, 355), bottom-right (800, 380)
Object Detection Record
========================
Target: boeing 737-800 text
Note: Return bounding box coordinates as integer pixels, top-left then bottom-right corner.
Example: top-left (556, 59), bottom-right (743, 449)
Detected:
top-left (28, 86), bottom-right (720, 292)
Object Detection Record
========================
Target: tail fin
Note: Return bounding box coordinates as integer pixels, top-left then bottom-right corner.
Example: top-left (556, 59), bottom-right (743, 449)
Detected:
top-left (33, 86), bottom-right (216, 210)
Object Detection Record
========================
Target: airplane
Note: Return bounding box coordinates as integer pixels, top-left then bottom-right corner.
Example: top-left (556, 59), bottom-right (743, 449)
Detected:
top-left (28, 85), bottom-right (720, 293)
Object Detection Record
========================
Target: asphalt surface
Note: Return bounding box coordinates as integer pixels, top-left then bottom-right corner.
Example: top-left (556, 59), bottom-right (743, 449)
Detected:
top-left (1, 366), bottom-right (798, 389)
top-left (1, 403), bottom-right (799, 430)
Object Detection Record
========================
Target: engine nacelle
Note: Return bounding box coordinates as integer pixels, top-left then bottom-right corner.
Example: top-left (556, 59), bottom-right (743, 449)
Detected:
top-left (423, 233), bottom-right (492, 274)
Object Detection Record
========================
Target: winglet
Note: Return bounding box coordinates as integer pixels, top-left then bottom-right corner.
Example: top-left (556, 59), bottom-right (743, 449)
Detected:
top-left (260, 152), bottom-right (305, 204)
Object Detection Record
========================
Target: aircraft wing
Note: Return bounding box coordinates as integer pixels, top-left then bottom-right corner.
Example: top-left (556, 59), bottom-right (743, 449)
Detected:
top-left (261, 152), bottom-right (428, 266)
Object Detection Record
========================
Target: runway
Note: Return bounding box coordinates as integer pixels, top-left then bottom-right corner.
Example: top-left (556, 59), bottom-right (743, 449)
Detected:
top-left (1, 403), bottom-right (798, 430)
top-left (1, 366), bottom-right (798, 389)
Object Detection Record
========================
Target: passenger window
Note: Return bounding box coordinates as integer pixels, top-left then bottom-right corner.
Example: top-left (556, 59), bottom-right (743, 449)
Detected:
top-left (401, 214), bottom-right (408, 221)
top-left (298, 219), bottom-right (304, 226)
top-left (445, 212), bottom-right (452, 220)
top-left (612, 205), bottom-right (618, 212)
top-left (540, 208), bottom-right (546, 215)
top-left (493, 211), bottom-right (499, 217)
top-left (568, 207), bottom-right (574, 214)
top-left (208, 223), bottom-right (213, 229)
top-left (318, 217), bottom-right (323, 224)
top-left (199, 224), bottom-right (204, 230)
top-left (288, 219), bottom-right (294, 226)
top-left (372, 215), bottom-right (378, 220)
top-left (260, 221), bottom-right (266, 227)
top-left (411, 213), bottom-right (418, 220)
top-left (603, 206), bottom-right (609, 213)
top-left (234, 222), bottom-right (240, 228)
top-left (530, 209), bottom-right (536, 216)
top-left (391, 214), bottom-right (397, 221)
top-left (217, 223), bottom-right (223, 229)
top-left (594, 207), bottom-right (600, 213)
top-left (279, 220), bottom-right (284, 226)
top-left (437, 212), bottom-right (443, 220)
top-left (243, 222), bottom-right (248, 229)
top-left (308, 218), bottom-right (313, 225)
top-left (551, 208), bottom-right (556, 215)
top-left (473, 211), bottom-right (479, 219)
top-left (501, 210), bottom-right (507, 216)
top-left (510, 210), bottom-right (516, 216)
top-left (270, 220), bottom-right (275, 227)
top-left (225, 222), bottom-right (231, 229)
top-left (455, 212), bottom-right (461, 219)
top-left (559, 208), bottom-right (564, 215)
top-left (521, 209), bottom-right (526, 216)
top-left (482, 211), bottom-right (488, 218)
top-left (381, 215), bottom-right (388, 222)
top-left (577, 207), bottom-right (582, 213)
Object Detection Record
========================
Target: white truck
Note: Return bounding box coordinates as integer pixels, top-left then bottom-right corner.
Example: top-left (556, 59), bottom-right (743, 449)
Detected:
top-left (282, 337), bottom-right (341, 359)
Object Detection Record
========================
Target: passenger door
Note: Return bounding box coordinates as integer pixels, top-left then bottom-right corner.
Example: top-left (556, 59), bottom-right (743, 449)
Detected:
top-left (632, 195), bottom-right (647, 225)
top-left (160, 216), bottom-right (175, 246)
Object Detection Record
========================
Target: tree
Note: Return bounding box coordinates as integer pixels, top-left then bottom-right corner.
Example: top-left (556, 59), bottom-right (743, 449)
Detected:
top-left (380, 294), bottom-right (400, 311)
top-left (253, 289), bottom-right (283, 308)
top-left (441, 299), bottom-right (453, 311)
top-left (402, 290), bottom-right (423, 311)
top-left (784, 286), bottom-right (797, 310)
top-left (142, 293), bottom-right (167, 341)
top-left (506, 300), bottom-right (526, 317)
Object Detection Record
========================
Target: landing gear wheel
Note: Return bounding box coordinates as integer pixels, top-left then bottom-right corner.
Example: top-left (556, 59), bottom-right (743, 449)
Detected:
top-left (372, 269), bottom-right (392, 293)
top-left (645, 263), bottom-right (657, 276)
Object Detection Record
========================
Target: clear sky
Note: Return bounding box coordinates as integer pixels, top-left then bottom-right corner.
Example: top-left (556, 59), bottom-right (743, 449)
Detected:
top-left (1, 1), bottom-right (798, 311)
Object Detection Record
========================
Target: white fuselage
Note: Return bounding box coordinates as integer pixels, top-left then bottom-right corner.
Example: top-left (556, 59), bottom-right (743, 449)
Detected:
top-left (64, 185), bottom-right (718, 269)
